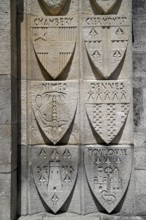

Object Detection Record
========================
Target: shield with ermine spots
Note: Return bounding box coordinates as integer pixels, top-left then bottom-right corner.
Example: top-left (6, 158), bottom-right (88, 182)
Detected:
top-left (84, 145), bottom-right (133, 213)
top-left (85, 80), bottom-right (131, 144)
top-left (40, 0), bottom-right (68, 15)
top-left (91, 0), bottom-right (118, 14)
top-left (31, 81), bottom-right (78, 145)
top-left (31, 16), bottom-right (77, 79)
top-left (32, 145), bottom-right (79, 213)
top-left (83, 15), bottom-right (129, 79)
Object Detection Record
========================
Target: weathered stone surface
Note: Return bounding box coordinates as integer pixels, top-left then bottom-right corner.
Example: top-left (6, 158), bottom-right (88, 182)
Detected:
top-left (0, 171), bottom-right (17, 220)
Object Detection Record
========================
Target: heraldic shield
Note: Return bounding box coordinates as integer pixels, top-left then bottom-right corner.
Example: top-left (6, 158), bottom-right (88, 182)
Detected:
top-left (32, 145), bottom-right (79, 213)
top-left (40, 0), bottom-right (68, 15)
top-left (31, 81), bottom-right (78, 145)
top-left (83, 16), bottom-right (129, 79)
top-left (84, 145), bottom-right (132, 213)
top-left (85, 80), bottom-right (131, 144)
top-left (91, 0), bottom-right (118, 13)
top-left (31, 16), bottom-right (77, 79)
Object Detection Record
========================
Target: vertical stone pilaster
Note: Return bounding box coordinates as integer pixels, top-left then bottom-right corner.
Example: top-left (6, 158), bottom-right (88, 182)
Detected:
top-left (0, 1), bottom-right (17, 220)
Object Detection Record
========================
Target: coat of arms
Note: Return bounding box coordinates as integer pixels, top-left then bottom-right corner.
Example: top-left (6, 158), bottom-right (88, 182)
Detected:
top-left (31, 16), bottom-right (77, 79)
top-left (85, 80), bottom-right (131, 144)
top-left (31, 81), bottom-right (78, 145)
top-left (91, 0), bottom-right (118, 14)
top-left (84, 145), bottom-right (132, 213)
top-left (32, 145), bottom-right (79, 213)
top-left (40, 0), bottom-right (68, 15)
top-left (83, 16), bottom-right (129, 79)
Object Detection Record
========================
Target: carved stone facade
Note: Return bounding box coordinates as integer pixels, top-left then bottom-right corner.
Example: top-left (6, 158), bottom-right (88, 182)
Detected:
top-left (0, 0), bottom-right (146, 220)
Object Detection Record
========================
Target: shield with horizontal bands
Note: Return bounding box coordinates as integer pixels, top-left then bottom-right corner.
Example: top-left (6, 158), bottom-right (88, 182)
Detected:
top-left (84, 145), bottom-right (132, 213)
top-left (31, 16), bottom-right (77, 79)
top-left (40, 0), bottom-right (68, 15)
top-left (83, 15), bottom-right (129, 79)
top-left (32, 145), bottom-right (79, 213)
top-left (85, 80), bottom-right (131, 144)
top-left (31, 81), bottom-right (78, 145)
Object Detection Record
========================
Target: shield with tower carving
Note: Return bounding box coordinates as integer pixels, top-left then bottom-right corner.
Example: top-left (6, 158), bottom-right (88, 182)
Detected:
top-left (84, 145), bottom-right (132, 213)
top-left (32, 145), bottom-right (79, 213)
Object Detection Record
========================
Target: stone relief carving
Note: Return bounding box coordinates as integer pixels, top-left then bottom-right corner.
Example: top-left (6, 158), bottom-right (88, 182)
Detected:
top-left (90, 0), bottom-right (119, 14)
top-left (39, 0), bottom-right (68, 15)
top-left (31, 81), bottom-right (78, 145)
top-left (31, 16), bottom-right (77, 79)
top-left (85, 81), bottom-right (131, 144)
top-left (32, 145), bottom-right (79, 213)
top-left (83, 16), bottom-right (129, 79)
top-left (84, 145), bottom-right (132, 213)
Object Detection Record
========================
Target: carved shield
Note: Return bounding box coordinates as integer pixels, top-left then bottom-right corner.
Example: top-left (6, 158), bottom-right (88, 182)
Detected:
top-left (31, 16), bottom-right (77, 79)
top-left (83, 16), bottom-right (129, 79)
top-left (31, 81), bottom-right (78, 145)
top-left (40, 0), bottom-right (67, 15)
top-left (32, 145), bottom-right (79, 213)
top-left (91, 0), bottom-right (118, 13)
top-left (84, 145), bottom-right (132, 213)
top-left (85, 80), bottom-right (131, 144)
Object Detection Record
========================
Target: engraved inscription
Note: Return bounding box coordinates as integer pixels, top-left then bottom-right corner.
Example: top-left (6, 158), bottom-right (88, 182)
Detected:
top-left (84, 145), bottom-right (132, 213)
top-left (32, 145), bottom-right (79, 213)
top-left (85, 81), bottom-right (131, 144)
top-left (31, 16), bottom-right (77, 79)
top-left (83, 16), bottom-right (129, 79)
top-left (31, 81), bottom-right (78, 144)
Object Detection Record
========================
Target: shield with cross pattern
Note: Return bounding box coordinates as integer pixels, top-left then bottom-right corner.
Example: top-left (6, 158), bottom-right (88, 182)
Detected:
top-left (84, 145), bottom-right (132, 213)
top-left (31, 145), bottom-right (79, 213)
top-left (83, 15), bottom-right (130, 79)
top-left (31, 16), bottom-right (77, 79)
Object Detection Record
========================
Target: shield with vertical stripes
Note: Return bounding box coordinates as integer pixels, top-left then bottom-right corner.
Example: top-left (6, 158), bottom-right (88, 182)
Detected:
top-left (83, 15), bottom-right (129, 79)
top-left (31, 16), bottom-right (77, 79)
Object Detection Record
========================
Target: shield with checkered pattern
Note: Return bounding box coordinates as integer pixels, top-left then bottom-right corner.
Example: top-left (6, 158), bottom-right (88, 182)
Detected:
top-left (85, 80), bottom-right (131, 144)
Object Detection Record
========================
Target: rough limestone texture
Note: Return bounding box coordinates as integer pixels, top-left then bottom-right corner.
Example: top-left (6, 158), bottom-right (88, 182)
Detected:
top-left (1, 0), bottom-right (146, 220)
top-left (0, 1), bottom-right (17, 220)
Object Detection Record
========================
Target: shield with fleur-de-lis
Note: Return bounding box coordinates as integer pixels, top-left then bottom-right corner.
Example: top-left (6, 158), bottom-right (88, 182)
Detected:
top-left (84, 145), bottom-right (132, 213)
top-left (85, 80), bottom-right (131, 144)
top-left (91, 0), bottom-right (118, 14)
top-left (40, 0), bottom-right (68, 15)
top-left (31, 16), bottom-right (77, 79)
top-left (31, 81), bottom-right (78, 145)
top-left (32, 145), bottom-right (79, 213)
top-left (83, 15), bottom-right (129, 79)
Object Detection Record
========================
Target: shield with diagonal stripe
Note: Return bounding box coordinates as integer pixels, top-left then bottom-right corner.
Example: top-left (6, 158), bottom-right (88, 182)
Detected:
top-left (31, 16), bottom-right (77, 79)
top-left (32, 145), bottom-right (79, 213)
top-left (83, 15), bottom-right (129, 79)
top-left (85, 80), bottom-right (131, 144)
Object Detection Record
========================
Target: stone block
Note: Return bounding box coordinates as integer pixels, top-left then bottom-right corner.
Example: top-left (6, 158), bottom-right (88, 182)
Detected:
top-left (135, 170), bottom-right (146, 216)
top-left (0, 171), bottom-right (17, 220)
top-left (0, 124), bottom-right (17, 173)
